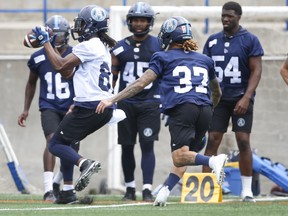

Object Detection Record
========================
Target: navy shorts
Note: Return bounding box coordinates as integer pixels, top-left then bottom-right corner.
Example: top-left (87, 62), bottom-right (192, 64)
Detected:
top-left (209, 99), bottom-right (254, 133)
top-left (52, 106), bottom-right (113, 146)
top-left (167, 103), bottom-right (213, 152)
top-left (117, 101), bottom-right (161, 145)
top-left (41, 109), bottom-right (66, 137)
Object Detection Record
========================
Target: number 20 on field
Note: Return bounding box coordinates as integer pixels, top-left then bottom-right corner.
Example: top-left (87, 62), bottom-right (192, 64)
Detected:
top-left (181, 173), bottom-right (223, 203)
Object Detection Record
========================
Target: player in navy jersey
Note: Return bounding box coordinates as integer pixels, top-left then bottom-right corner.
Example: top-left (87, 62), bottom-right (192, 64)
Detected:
top-left (96, 16), bottom-right (228, 207)
top-left (18, 15), bottom-right (76, 202)
top-left (110, 2), bottom-right (161, 201)
top-left (280, 56), bottom-right (288, 85)
top-left (31, 5), bottom-right (121, 204)
top-left (202, 1), bottom-right (264, 202)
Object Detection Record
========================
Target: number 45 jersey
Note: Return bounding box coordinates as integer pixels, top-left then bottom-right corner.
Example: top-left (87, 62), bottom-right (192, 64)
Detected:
top-left (28, 46), bottom-right (74, 112)
top-left (203, 27), bottom-right (264, 101)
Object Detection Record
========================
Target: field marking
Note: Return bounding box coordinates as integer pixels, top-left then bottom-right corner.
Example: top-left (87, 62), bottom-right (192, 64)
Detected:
top-left (0, 202), bottom-right (150, 211)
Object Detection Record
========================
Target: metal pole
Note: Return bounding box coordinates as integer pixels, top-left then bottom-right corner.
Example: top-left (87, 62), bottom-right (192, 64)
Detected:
top-left (204, 0), bottom-right (209, 34)
top-left (43, 0), bottom-right (47, 24)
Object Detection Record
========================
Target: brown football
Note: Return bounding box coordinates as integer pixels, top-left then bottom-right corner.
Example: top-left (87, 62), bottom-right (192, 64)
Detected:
top-left (23, 28), bottom-right (53, 48)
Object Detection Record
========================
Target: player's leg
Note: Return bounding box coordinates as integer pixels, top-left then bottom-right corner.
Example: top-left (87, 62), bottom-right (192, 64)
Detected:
top-left (232, 101), bottom-right (255, 202)
top-left (117, 102), bottom-right (137, 201)
top-left (138, 102), bottom-right (160, 201)
top-left (202, 100), bottom-right (232, 172)
top-left (41, 109), bottom-right (64, 202)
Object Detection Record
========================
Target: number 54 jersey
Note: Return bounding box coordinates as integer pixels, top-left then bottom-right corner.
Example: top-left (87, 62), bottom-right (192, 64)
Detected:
top-left (27, 46), bottom-right (74, 112)
top-left (203, 27), bottom-right (264, 100)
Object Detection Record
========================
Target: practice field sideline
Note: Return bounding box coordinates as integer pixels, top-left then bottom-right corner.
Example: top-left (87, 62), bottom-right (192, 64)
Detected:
top-left (1, 194), bottom-right (288, 216)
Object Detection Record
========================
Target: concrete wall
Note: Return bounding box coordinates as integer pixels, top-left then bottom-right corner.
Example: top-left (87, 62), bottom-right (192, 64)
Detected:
top-left (0, 0), bottom-right (288, 197)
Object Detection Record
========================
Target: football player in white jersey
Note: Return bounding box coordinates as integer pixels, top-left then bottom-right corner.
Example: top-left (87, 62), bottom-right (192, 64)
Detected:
top-left (32, 5), bottom-right (118, 204)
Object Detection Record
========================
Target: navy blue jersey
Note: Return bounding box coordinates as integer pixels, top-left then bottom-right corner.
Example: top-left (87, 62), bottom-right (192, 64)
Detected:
top-left (203, 27), bottom-right (264, 100)
top-left (27, 46), bottom-right (75, 112)
top-left (149, 48), bottom-right (216, 112)
top-left (111, 35), bottom-right (161, 103)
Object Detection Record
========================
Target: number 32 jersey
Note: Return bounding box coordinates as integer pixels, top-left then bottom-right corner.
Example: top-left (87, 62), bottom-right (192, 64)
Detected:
top-left (203, 27), bottom-right (264, 100)
top-left (28, 46), bottom-right (74, 112)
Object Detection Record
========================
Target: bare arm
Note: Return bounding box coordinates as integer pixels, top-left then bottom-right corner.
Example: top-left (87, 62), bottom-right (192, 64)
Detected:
top-left (18, 71), bottom-right (38, 127)
top-left (43, 42), bottom-right (81, 79)
top-left (111, 53), bottom-right (120, 88)
top-left (234, 56), bottom-right (262, 114)
top-left (209, 78), bottom-right (222, 108)
top-left (96, 69), bottom-right (157, 113)
top-left (280, 57), bottom-right (288, 85)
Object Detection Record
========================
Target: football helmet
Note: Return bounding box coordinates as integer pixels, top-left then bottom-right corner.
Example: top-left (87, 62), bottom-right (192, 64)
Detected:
top-left (126, 2), bottom-right (155, 36)
top-left (158, 16), bottom-right (193, 50)
top-left (45, 15), bottom-right (70, 48)
top-left (71, 5), bottom-right (109, 42)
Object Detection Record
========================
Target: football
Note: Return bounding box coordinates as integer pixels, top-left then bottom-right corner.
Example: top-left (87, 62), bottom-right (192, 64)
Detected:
top-left (23, 27), bottom-right (53, 48)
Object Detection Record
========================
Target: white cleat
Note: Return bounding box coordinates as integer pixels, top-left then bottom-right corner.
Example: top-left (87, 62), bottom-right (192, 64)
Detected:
top-left (153, 186), bottom-right (170, 207)
top-left (209, 154), bottom-right (228, 186)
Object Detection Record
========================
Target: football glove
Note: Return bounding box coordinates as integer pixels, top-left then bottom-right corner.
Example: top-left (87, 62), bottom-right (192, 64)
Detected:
top-left (32, 26), bottom-right (51, 45)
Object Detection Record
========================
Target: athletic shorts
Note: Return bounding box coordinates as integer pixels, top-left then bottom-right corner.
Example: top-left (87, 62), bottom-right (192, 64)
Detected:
top-left (41, 109), bottom-right (66, 137)
top-left (52, 106), bottom-right (113, 146)
top-left (117, 101), bottom-right (161, 145)
top-left (208, 99), bottom-right (254, 133)
top-left (167, 103), bottom-right (213, 152)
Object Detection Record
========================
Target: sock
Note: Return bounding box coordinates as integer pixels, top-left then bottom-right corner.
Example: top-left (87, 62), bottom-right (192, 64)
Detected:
top-left (43, 171), bottom-right (54, 193)
top-left (142, 184), bottom-right (152, 191)
top-left (195, 154), bottom-right (210, 166)
top-left (78, 159), bottom-right (87, 167)
top-left (53, 171), bottom-right (63, 185)
top-left (241, 176), bottom-right (253, 198)
top-left (125, 180), bottom-right (136, 188)
top-left (165, 173), bottom-right (180, 191)
top-left (63, 184), bottom-right (74, 191)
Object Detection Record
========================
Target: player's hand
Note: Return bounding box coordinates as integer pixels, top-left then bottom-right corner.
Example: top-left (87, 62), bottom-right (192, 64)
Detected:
top-left (66, 104), bottom-right (75, 114)
top-left (18, 112), bottom-right (28, 127)
top-left (233, 96), bottom-right (250, 115)
top-left (32, 26), bottom-right (51, 45)
top-left (96, 99), bottom-right (113, 114)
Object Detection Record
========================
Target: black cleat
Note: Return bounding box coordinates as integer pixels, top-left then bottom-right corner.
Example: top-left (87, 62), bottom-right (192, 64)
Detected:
top-left (122, 187), bottom-right (136, 201)
top-left (75, 159), bottom-right (101, 191)
top-left (43, 190), bottom-right (56, 202)
top-left (242, 196), bottom-right (256, 203)
top-left (54, 189), bottom-right (78, 204)
top-left (142, 189), bottom-right (153, 202)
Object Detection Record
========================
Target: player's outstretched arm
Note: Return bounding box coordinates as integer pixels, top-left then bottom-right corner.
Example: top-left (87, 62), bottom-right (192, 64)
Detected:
top-left (96, 69), bottom-right (157, 113)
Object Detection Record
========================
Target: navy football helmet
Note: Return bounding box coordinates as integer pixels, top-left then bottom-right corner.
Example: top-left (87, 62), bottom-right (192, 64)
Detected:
top-left (45, 15), bottom-right (70, 48)
top-left (71, 5), bottom-right (109, 42)
top-left (158, 16), bottom-right (193, 50)
top-left (126, 2), bottom-right (155, 36)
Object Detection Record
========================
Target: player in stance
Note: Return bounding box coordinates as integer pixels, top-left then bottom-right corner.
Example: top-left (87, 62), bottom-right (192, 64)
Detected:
top-left (31, 5), bottom-right (118, 204)
top-left (202, 1), bottom-right (264, 202)
top-left (96, 16), bottom-right (228, 207)
top-left (110, 2), bottom-right (161, 201)
top-left (18, 15), bottom-right (76, 202)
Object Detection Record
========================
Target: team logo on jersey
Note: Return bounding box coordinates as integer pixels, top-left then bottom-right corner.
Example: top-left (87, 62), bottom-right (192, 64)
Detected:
top-left (143, 128), bottom-right (153, 137)
top-left (237, 118), bottom-right (245, 127)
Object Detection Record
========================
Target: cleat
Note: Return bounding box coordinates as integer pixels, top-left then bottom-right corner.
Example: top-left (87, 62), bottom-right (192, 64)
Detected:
top-left (53, 183), bottom-right (60, 198)
top-left (210, 154), bottom-right (228, 185)
top-left (242, 196), bottom-right (256, 203)
top-left (54, 189), bottom-right (78, 204)
top-left (142, 189), bottom-right (153, 202)
top-left (43, 190), bottom-right (56, 202)
top-left (153, 186), bottom-right (170, 207)
top-left (122, 187), bottom-right (136, 201)
top-left (75, 159), bottom-right (101, 192)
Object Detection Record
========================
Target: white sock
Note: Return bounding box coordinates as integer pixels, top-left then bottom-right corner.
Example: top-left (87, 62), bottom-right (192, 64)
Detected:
top-left (78, 159), bottom-right (87, 167)
top-left (43, 171), bottom-right (54, 193)
top-left (125, 180), bottom-right (136, 188)
top-left (53, 171), bottom-right (63, 185)
top-left (63, 184), bottom-right (74, 191)
top-left (142, 184), bottom-right (152, 191)
top-left (241, 176), bottom-right (253, 198)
